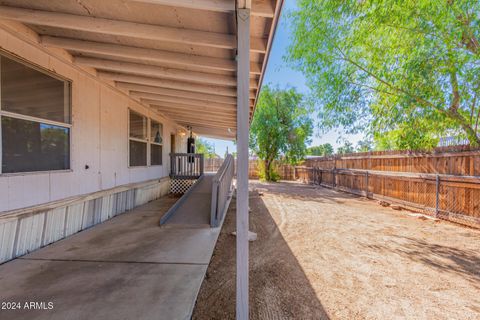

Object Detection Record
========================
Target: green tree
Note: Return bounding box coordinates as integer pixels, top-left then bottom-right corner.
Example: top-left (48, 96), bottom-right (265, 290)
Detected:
top-left (307, 143), bottom-right (334, 156)
top-left (374, 118), bottom-right (440, 150)
top-left (250, 85), bottom-right (313, 181)
top-left (356, 138), bottom-right (373, 152)
top-left (288, 0), bottom-right (480, 148)
top-left (195, 138), bottom-right (217, 159)
top-left (337, 141), bottom-right (355, 154)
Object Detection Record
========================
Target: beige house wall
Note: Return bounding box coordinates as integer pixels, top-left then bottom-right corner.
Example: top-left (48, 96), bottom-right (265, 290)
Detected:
top-left (0, 21), bottom-right (187, 212)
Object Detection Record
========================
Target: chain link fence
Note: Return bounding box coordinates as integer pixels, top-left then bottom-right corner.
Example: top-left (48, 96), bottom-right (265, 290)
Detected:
top-left (294, 166), bottom-right (480, 228)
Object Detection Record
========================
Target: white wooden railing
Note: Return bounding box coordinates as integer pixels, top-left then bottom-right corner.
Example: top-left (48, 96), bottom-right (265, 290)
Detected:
top-left (170, 153), bottom-right (204, 178)
top-left (210, 154), bottom-right (234, 227)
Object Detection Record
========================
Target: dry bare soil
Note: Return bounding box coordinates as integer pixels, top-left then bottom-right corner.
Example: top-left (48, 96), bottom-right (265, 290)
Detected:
top-left (193, 181), bottom-right (480, 320)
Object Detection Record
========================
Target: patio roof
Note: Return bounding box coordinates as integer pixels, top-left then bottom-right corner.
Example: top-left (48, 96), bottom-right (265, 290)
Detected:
top-left (0, 0), bottom-right (283, 139)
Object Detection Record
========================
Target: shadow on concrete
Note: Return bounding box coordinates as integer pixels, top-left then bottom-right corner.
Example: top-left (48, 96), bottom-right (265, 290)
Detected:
top-left (193, 189), bottom-right (330, 319)
top-left (0, 195), bottom-right (221, 320)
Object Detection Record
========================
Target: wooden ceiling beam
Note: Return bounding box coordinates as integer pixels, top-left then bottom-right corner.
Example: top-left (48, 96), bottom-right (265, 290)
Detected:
top-left (190, 125), bottom-right (236, 135)
top-left (144, 98), bottom-right (236, 112)
top-left (131, 0), bottom-right (233, 12)
top-left (191, 131), bottom-right (235, 140)
top-left (149, 106), bottom-right (237, 120)
top-left (116, 82), bottom-right (237, 105)
top-left (251, 0), bottom-right (276, 18)
top-left (161, 114), bottom-right (235, 127)
top-left (41, 36), bottom-right (262, 74)
top-left (143, 99), bottom-right (236, 114)
top-left (249, 78), bottom-right (259, 89)
top-left (159, 108), bottom-right (236, 121)
top-left (189, 126), bottom-right (236, 135)
top-left (133, 92), bottom-right (237, 110)
top-left (153, 108), bottom-right (236, 121)
top-left (0, 6), bottom-right (266, 52)
top-left (74, 56), bottom-right (236, 86)
top-left (98, 71), bottom-right (237, 96)
top-left (190, 124), bottom-right (236, 132)
top-left (130, 0), bottom-right (274, 17)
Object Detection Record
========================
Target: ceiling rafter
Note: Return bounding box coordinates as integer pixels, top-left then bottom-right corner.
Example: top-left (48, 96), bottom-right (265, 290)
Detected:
top-left (41, 36), bottom-right (262, 74)
top-left (0, 6), bottom-right (267, 52)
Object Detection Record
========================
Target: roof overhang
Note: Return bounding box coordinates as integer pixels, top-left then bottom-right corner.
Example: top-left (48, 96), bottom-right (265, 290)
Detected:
top-left (0, 0), bottom-right (284, 139)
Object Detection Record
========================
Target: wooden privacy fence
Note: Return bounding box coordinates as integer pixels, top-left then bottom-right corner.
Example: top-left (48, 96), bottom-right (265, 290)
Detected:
top-left (204, 158), bottom-right (225, 173)
top-left (203, 158), bottom-right (295, 180)
top-left (295, 148), bottom-right (480, 229)
top-left (203, 149), bottom-right (480, 228)
top-left (303, 147), bottom-right (480, 175)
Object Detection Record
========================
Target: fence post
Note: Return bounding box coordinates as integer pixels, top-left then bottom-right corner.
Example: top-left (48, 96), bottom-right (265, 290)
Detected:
top-left (365, 171), bottom-right (369, 198)
top-left (435, 174), bottom-right (440, 217)
top-left (333, 168), bottom-right (336, 188)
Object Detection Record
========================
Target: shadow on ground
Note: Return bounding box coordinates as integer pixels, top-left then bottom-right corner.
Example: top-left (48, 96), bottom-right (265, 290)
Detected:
top-left (363, 235), bottom-right (480, 286)
top-left (252, 180), bottom-right (358, 205)
top-left (192, 189), bottom-right (330, 320)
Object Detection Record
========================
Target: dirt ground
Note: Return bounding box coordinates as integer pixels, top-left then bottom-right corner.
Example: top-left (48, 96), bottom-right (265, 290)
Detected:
top-left (192, 181), bottom-right (480, 320)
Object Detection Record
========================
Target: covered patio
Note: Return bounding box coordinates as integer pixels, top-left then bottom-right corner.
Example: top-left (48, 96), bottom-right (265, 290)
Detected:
top-left (0, 0), bottom-right (283, 319)
top-left (0, 195), bottom-right (219, 320)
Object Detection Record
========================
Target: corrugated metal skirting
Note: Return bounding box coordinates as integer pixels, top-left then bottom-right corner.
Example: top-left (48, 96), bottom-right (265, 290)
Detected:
top-left (0, 179), bottom-right (170, 264)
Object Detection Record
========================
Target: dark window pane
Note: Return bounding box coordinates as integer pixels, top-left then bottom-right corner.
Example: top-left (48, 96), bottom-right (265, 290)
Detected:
top-left (1, 55), bottom-right (70, 123)
top-left (1, 116), bottom-right (70, 173)
top-left (129, 111), bottom-right (147, 140)
top-left (151, 144), bottom-right (162, 166)
top-left (129, 140), bottom-right (147, 166)
top-left (151, 120), bottom-right (163, 143)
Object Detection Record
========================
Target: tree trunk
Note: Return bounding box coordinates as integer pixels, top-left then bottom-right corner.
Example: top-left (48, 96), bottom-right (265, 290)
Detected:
top-left (447, 109), bottom-right (480, 146)
top-left (264, 159), bottom-right (271, 181)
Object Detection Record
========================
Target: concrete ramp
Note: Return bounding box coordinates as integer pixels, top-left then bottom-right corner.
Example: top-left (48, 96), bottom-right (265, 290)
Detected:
top-left (160, 174), bottom-right (214, 226)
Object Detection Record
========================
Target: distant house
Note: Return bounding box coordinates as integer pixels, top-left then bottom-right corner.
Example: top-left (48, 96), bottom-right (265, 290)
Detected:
top-left (438, 136), bottom-right (472, 147)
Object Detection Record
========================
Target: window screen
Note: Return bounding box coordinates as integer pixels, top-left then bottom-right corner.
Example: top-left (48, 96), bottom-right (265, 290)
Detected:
top-left (129, 140), bottom-right (147, 167)
top-left (150, 119), bottom-right (163, 166)
top-left (0, 53), bottom-right (71, 174)
top-left (151, 144), bottom-right (162, 166)
top-left (1, 117), bottom-right (70, 173)
top-left (150, 121), bottom-right (163, 144)
top-left (1, 55), bottom-right (70, 123)
top-left (129, 111), bottom-right (147, 140)
top-left (128, 110), bottom-right (163, 167)
top-left (128, 110), bottom-right (148, 167)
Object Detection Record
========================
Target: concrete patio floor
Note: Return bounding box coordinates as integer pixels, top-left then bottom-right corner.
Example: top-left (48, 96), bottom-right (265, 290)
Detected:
top-left (0, 194), bottom-right (223, 320)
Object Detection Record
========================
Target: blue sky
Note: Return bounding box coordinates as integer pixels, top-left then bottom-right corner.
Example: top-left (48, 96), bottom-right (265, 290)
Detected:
top-left (203, 0), bottom-right (364, 156)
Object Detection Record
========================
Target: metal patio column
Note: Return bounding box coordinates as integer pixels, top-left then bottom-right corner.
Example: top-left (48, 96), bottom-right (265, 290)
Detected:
top-left (236, 3), bottom-right (250, 320)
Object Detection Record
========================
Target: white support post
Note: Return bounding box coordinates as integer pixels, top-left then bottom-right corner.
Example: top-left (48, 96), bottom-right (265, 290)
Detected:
top-left (236, 7), bottom-right (250, 320)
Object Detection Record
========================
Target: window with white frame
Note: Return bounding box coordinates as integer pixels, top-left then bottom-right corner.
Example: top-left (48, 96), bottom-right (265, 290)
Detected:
top-left (128, 110), bottom-right (163, 167)
top-left (150, 119), bottom-right (163, 166)
top-left (0, 53), bottom-right (71, 174)
top-left (129, 110), bottom-right (148, 167)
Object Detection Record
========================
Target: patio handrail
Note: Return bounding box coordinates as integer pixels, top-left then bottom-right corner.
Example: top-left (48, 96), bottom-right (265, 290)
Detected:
top-left (170, 153), bottom-right (204, 178)
top-left (210, 154), bottom-right (235, 227)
